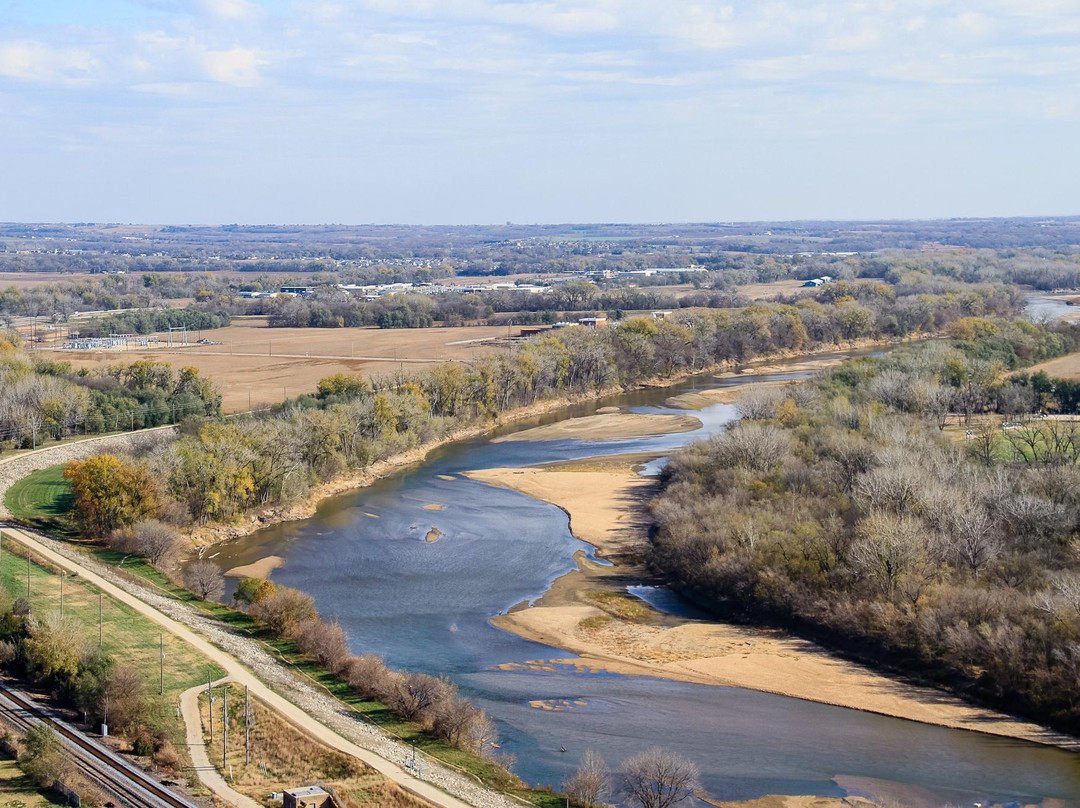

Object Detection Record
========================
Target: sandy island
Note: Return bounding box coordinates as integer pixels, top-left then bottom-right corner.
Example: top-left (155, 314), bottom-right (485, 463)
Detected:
top-left (492, 412), bottom-right (701, 443)
top-left (465, 462), bottom-right (1080, 752)
top-left (224, 555), bottom-right (284, 579)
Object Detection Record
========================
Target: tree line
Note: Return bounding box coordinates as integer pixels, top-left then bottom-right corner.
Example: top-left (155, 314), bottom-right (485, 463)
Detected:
top-left (0, 343), bottom-right (221, 452)
top-left (650, 329), bottom-right (1080, 733)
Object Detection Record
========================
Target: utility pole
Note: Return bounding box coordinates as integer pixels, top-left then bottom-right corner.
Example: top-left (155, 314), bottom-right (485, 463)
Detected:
top-left (222, 685), bottom-right (228, 772)
top-left (245, 685), bottom-right (251, 766)
top-left (98, 593), bottom-right (102, 647)
top-left (26, 549), bottom-right (30, 617)
top-left (207, 672), bottom-right (214, 743)
top-left (59, 571), bottom-right (63, 615)
top-left (159, 633), bottom-right (164, 696)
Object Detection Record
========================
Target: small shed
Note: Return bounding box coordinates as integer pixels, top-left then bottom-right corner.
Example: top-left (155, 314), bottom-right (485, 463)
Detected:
top-left (283, 785), bottom-right (332, 808)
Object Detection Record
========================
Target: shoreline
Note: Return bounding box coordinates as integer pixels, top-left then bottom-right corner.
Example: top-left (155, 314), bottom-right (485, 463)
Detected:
top-left (464, 462), bottom-right (1080, 754)
top-left (188, 337), bottom-right (895, 547)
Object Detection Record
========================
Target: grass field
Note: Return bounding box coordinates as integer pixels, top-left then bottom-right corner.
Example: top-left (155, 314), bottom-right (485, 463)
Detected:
top-left (737, 279), bottom-right (809, 300)
top-left (0, 532), bottom-right (224, 707)
top-left (0, 758), bottom-right (66, 807)
top-left (4, 467), bottom-right (74, 535)
top-left (1026, 350), bottom-right (1080, 381)
top-left (58, 316), bottom-right (508, 412)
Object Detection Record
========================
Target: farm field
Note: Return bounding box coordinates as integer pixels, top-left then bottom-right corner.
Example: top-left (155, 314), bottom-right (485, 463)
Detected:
top-left (737, 279), bottom-right (809, 300)
top-left (52, 316), bottom-right (509, 412)
top-left (0, 272), bottom-right (103, 289)
top-left (1026, 351), bottom-right (1080, 381)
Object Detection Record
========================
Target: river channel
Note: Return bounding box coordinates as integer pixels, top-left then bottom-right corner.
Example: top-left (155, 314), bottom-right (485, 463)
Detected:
top-left (207, 354), bottom-right (1080, 807)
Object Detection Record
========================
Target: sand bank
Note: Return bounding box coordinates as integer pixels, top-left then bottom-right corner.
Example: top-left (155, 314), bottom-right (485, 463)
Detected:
top-left (492, 412), bottom-right (701, 443)
top-left (224, 555), bottom-right (284, 579)
top-left (473, 463), bottom-right (1080, 751)
top-left (665, 380), bottom-right (786, 410)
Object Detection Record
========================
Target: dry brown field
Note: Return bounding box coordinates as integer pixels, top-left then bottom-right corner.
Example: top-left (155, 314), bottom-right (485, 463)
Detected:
top-left (1026, 351), bottom-right (1080, 381)
top-left (737, 279), bottom-right (808, 300)
top-left (0, 272), bottom-right (103, 289)
top-left (52, 316), bottom-right (508, 411)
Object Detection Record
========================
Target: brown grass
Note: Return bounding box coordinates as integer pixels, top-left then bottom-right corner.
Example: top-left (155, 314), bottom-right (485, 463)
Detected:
top-left (736, 279), bottom-right (807, 300)
top-left (55, 316), bottom-right (509, 412)
top-left (1026, 350), bottom-right (1080, 381)
top-left (198, 693), bottom-right (427, 808)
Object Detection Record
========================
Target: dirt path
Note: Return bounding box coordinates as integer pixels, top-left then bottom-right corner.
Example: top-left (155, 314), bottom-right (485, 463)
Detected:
top-left (179, 678), bottom-right (261, 808)
top-left (0, 525), bottom-right (515, 808)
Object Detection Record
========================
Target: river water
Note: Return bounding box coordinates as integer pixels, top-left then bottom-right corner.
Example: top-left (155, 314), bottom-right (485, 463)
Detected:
top-left (208, 355), bottom-right (1080, 807)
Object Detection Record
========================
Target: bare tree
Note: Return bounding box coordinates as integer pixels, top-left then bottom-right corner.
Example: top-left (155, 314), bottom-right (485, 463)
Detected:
top-left (735, 385), bottom-right (785, 420)
top-left (948, 505), bottom-right (1000, 579)
top-left (618, 748), bottom-right (699, 808)
top-left (183, 560), bottom-right (225, 601)
top-left (296, 616), bottom-right (350, 673)
top-left (133, 519), bottom-right (181, 569)
top-left (564, 749), bottom-right (609, 808)
top-left (851, 512), bottom-right (924, 599)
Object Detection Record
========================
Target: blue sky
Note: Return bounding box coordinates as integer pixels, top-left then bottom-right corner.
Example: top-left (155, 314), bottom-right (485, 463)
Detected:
top-left (0, 0), bottom-right (1078, 224)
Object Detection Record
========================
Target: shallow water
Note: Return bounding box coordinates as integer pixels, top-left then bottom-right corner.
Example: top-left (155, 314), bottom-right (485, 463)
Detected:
top-left (209, 358), bottom-right (1080, 805)
top-left (1026, 294), bottom-right (1077, 321)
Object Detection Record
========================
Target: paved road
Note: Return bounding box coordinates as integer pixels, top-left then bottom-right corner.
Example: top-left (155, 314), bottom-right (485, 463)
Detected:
top-left (179, 678), bottom-right (260, 808)
top-left (0, 525), bottom-right (478, 808)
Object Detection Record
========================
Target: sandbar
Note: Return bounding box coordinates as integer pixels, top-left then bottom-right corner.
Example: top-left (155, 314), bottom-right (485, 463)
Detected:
top-left (423, 503), bottom-right (444, 510)
top-left (425, 527), bottom-right (442, 543)
top-left (224, 555), bottom-right (284, 579)
top-left (666, 380), bottom-right (786, 410)
top-left (471, 463), bottom-right (1080, 751)
top-left (492, 412), bottom-right (701, 443)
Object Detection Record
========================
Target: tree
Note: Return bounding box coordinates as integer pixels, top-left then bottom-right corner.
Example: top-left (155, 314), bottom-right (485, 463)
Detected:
top-left (23, 611), bottom-right (85, 686)
top-left (132, 519), bottom-right (181, 568)
top-left (65, 455), bottom-right (160, 536)
top-left (295, 616), bottom-right (350, 673)
top-left (248, 585), bottom-right (316, 638)
top-left (183, 560), bottom-right (225, 601)
top-left (104, 666), bottom-right (148, 735)
top-left (564, 749), bottom-right (609, 808)
top-left (19, 725), bottom-right (69, 787)
top-left (618, 748), bottom-right (699, 808)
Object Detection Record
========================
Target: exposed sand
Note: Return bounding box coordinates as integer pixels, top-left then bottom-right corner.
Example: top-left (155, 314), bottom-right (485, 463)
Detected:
top-left (666, 380), bottom-right (786, 410)
top-left (423, 503), bottom-right (444, 510)
top-left (223, 555), bottom-right (284, 579)
top-left (708, 797), bottom-right (877, 808)
top-left (472, 463), bottom-right (1080, 751)
top-left (492, 412), bottom-right (701, 443)
top-left (425, 527), bottom-right (442, 543)
top-left (464, 467), bottom-right (654, 555)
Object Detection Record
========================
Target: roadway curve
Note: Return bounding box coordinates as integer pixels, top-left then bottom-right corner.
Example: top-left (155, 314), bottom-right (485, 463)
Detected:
top-left (0, 525), bottom-right (515, 808)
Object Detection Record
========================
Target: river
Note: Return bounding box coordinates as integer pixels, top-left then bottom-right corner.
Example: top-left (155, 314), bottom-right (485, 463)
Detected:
top-left (207, 355), bottom-right (1080, 807)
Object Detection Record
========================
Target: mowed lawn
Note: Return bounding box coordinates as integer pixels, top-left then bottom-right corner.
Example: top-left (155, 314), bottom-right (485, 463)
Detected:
top-left (0, 758), bottom-right (65, 806)
top-left (4, 465), bottom-right (74, 534)
top-left (0, 532), bottom-right (224, 698)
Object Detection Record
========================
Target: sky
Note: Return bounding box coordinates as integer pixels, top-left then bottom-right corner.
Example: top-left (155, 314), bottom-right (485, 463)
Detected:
top-left (0, 0), bottom-right (1078, 225)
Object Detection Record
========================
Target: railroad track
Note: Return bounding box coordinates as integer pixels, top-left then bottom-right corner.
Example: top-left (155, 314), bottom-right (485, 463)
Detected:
top-left (0, 679), bottom-right (201, 808)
